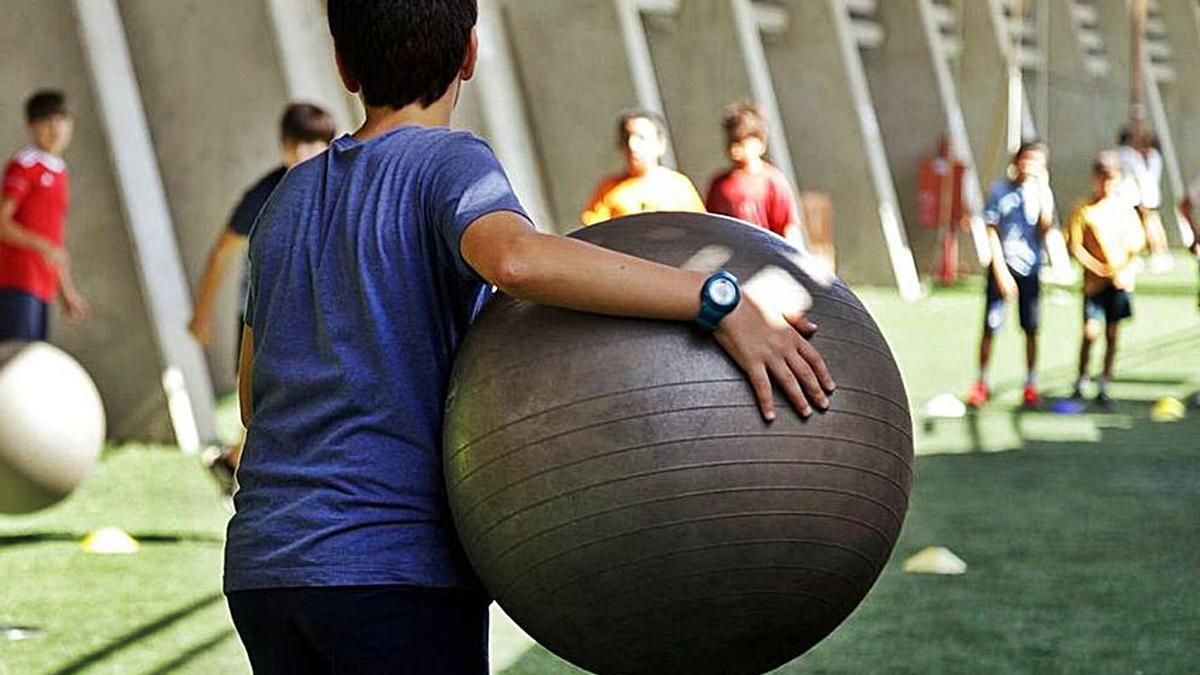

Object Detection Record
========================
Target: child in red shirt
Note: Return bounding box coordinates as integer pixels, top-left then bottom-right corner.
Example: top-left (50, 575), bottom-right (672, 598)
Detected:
top-left (0, 90), bottom-right (87, 341)
top-left (705, 102), bottom-right (802, 242)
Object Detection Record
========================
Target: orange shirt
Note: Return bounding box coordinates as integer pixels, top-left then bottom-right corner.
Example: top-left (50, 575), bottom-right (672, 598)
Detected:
top-left (581, 167), bottom-right (705, 226)
top-left (1066, 197), bottom-right (1147, 295)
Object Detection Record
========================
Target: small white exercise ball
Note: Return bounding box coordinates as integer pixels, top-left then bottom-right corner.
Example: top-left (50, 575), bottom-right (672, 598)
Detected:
top-left (0, 342), bottom-right (105, 514)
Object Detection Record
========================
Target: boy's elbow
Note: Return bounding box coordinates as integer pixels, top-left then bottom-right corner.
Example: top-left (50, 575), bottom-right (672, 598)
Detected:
top-left (492, 247), bottom-right (537, 295)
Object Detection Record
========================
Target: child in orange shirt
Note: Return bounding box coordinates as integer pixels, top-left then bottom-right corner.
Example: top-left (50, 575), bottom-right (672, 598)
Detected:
top-left (580, 109), bottom-right (704, 226)
top-left (1067, 151), bottom-right (1147, 406)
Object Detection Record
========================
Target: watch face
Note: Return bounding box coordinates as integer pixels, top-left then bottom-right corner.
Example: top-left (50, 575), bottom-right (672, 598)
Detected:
top-left (709, 278), bottom-right (738, 307)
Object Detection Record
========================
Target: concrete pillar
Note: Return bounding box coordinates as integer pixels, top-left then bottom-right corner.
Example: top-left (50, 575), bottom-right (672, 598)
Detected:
top-left (118, 0), bottom-right (292, 393)
top-left (1093, 0), bottom-right (1188, 244)
top-left (957, 0), bottom-right (1018, 188)
top-left (763, 0), bottom-right (920, 294)
top-left (728, 0), bottom-right (800, 199)
top-left (503, 0), bottom-right (650, 232)
top-left (0, 0), bottom-right (176, 442)
top-left (1044, 0), bottom-right (1109, 221)
top-left (266, 0), bottom-right (360, 132)
top-left (640, 0), bottom-right (753, 200)
top-left (452, 0), bottom-right (553, 230)
top-left (75, 0), bottom-right (218, 447)
top-left (862, 0), bottom-right (989, 275)
top-left (1157, 0), bottom-right (1200, 186)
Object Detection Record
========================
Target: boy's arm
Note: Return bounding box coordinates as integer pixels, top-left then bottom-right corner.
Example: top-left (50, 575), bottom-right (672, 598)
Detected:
top-left (56, 253), bottom-right (88, 321)
top-left (986, 225), bottom-right (1018, 297)
top-left (238, 324), bottom-right (254, 427)
top-left (0, 198), bottom-right (62, 267)
top-left (776, 179), bottom-right (805, 244)
top-left (190, 229), bottom-right (248, 346)
top-left (1181, 195), bottom-right (1199, 252)
top-left (1065, 209), bottom-right (1112, 278)
top-left (1035, 171), bottom-right (1055, 235)
top-left (461, 211), bottom-right (835, 420)
top-left (580, 180), bottom-right (614, 226)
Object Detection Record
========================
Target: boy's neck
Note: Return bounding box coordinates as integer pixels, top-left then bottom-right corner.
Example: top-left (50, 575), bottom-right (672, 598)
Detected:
top-left (353, 82), bottom-right (459, 142)
top-left (626, 161), bottom-right (659, 178)
top-left (32, 141), bottom-right (60, 158)
top-left (736, 158), bottom-right (765, 174)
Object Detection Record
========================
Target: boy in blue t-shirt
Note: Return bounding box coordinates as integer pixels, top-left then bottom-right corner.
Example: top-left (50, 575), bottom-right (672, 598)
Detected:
top-left (224, 2), bottom-right (836, 672)
top-left (966, 142), bottom-right (1055, 409)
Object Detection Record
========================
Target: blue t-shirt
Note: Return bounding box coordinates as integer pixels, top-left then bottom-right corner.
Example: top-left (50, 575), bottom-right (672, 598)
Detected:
top-left (983, 179), bottom-right (1053, 277)
top-left (224, 126), bottom-right (528, 592)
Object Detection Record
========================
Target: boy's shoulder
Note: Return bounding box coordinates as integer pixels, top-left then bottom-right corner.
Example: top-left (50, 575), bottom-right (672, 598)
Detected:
top-left (8, 147), bottom-right (65, 174)
top-left (987, 179), bottom-right (1015, 199)
top-left (372, 125), bottom-right (490, 161)
top-left (661, 167), bottom-right (698, 188)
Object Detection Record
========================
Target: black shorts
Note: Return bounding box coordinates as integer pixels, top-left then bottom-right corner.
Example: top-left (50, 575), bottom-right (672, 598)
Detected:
top-left (983, 266), bottom-right (1040, 334)
top-left (0, 289), bottom-right (48, 342)
top-left (226, 585), bottom-right (490, 675)
top-left (1084, 285), bottom-right (1133, 324)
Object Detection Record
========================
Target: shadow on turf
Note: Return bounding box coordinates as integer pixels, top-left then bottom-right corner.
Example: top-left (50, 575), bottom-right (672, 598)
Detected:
top-left (142, 628), bottom-right (237, 675)
top-left (48, 592), bottom-right (225, 675)
top-left (0, 531), bottom-right (223, 549)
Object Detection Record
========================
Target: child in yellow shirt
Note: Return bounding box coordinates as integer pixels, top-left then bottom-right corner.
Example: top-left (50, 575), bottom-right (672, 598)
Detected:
top-left (1066, 151), bottom-right (1147, 405)
top-left (580, 110), bottom-right (704, 226)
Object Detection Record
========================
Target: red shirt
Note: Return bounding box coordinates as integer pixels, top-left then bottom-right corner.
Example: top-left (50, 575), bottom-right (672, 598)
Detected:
top-left (1, 148), bottom-right (69, 301)
top-left (705, 163), bottom-right (798, 237)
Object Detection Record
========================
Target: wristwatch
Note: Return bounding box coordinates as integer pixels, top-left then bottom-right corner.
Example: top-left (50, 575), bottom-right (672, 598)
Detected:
top-left (695, 271), bottom-right (741, 332)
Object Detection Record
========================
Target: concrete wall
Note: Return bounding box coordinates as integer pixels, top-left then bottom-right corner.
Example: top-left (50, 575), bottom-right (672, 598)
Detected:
top-left (1093, 0), bottom-right (1187, 243)
top-left (763, 0), bottom-right (918, 290)
top-left (1158, 0), bottom-right (1200, 185)
top-left (862, 0), bottom-right (966, 274)
top-left (504, 0), bottom-right (644, 232)
top-left (119, 0), bottom-right (292, 394)
top-left (642, 0), bottom-right (752, 193)
top-left (8, 0), bottom-right (1200, 445)
top-left (0, 0), bottom-right (172, 440)
top-left (956, 0), bottom-right (1014, 189)
top-left (1045, 0), bottom-right (1109, 220)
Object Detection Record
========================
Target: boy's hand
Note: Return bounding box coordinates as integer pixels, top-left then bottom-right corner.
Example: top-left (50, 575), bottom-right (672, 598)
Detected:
top-left (189, 314), bottom-right (214, 347)
top-left (713, 295), bottom-right (836, 422)
top-left (43, 245), bottom-right (69, 272)
top-left (62, 290), bottom-right (89, 323)
top-left (996, 271), bottom-right (1019, 300)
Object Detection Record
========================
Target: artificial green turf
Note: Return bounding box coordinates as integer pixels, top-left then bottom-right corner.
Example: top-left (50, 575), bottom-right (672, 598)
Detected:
top-left (2, 255), bottom-right (1197, 674)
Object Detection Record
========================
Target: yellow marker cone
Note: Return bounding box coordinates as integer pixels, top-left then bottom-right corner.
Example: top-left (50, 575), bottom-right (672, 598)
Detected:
top-left (81, 527), bottom-right (139, 555)
top-left (1150, 398), bottom-right (1186, 423)
top-left (903, 546), bottom-right (967, 575)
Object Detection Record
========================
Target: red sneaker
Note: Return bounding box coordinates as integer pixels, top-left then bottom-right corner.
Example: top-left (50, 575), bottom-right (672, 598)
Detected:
top-left (1023, 385), bottom-right (1043, 409)
top-left (965, 381), bottom-right (989, 408)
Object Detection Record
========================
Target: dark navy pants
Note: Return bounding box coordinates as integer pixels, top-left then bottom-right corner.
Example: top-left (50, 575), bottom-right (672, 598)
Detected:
top-left (226, 585), bottom-right (489, 674)
top-left (0, 289), bottom-right (48, 342)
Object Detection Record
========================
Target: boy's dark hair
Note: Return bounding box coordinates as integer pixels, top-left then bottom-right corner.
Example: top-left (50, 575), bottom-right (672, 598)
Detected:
top-left (722, 102), bottom-right (767, 146)
top-left (1093, 150), bottom-right (1122, 180)
top-left (616, 109), bottom-right (667, 147)
top-left (1013, 140), bottom-right (1047, 162)
top-left (25, 90), bottom-right (69, 123)
top-left (327, 0), bottom-right (477, 110)
top-left (280, 103), bottom-right (336, 145)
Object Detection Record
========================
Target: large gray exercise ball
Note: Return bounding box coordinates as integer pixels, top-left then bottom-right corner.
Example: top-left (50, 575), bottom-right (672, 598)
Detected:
top-left (444, 213), bottom-right (912, 675)
top-left (0, 342), bottom-right (105, 514)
